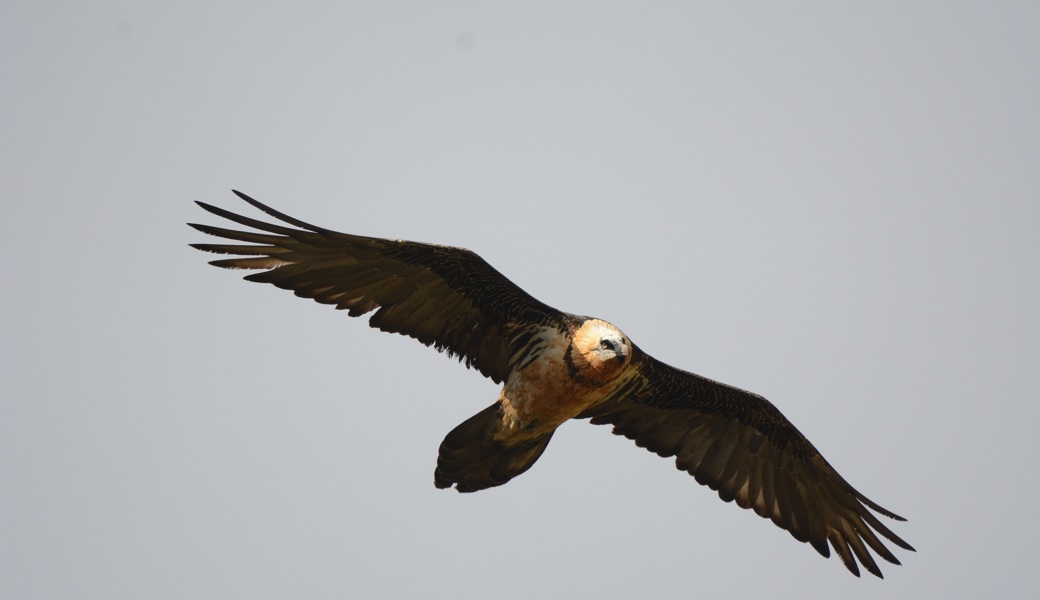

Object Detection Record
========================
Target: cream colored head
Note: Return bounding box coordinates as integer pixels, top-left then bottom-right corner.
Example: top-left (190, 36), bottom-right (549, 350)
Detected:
top-left (569, 319), bottom-right (633, 385)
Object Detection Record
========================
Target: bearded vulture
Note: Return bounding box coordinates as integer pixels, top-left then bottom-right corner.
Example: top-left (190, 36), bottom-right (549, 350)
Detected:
top-left (189, 190), bottom-right (913, 578)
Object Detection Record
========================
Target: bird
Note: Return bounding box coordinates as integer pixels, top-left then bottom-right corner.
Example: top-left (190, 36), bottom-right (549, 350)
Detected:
top-left (189, 190), bottom-right (914, 578)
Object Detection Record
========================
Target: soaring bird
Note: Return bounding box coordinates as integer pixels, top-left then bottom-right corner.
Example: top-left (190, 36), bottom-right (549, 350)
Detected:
top-left (189, 190), bottom-right (913, 578)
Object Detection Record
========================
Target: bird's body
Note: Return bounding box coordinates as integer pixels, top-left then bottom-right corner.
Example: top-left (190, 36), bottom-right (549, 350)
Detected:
top-left (434, 318), bottom-right (632, 491)
top-left (499, 319), bottom-right (631, 434)
top-left (190, 191), bottom-right (914, 578)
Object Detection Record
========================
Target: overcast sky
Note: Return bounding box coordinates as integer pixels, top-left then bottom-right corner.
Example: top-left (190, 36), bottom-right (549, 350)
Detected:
top-left (2, 2), bottom-right (1038, 598)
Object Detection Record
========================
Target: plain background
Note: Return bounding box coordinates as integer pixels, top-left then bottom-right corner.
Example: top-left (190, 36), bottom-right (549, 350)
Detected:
top-left (2, 2), bottom-right (1037, 598)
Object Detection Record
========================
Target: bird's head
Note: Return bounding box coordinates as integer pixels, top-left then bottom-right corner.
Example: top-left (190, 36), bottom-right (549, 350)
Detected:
top-left (570, 319), bottom-right (633, 385)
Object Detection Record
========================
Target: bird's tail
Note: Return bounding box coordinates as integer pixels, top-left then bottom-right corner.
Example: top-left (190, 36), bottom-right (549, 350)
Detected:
top-left (434, 401), bottom-right (554, 493)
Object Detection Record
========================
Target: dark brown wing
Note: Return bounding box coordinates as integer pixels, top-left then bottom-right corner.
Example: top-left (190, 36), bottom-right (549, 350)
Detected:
top-left (189, 190), bottom-right (567, 383)
top-left (579, 352), bottom-right (914, 578)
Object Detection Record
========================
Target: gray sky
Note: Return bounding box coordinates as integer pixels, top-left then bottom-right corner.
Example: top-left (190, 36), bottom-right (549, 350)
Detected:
top-left (2, 2), bottom-right (1038, 598)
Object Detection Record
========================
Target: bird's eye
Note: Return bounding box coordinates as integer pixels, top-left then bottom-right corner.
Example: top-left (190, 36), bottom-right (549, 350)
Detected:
top-left (600, 340), bottom-right (615, 351)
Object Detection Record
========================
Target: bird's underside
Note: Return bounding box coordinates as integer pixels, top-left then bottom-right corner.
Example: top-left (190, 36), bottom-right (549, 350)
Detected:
top-left (189, 190), bottom-right (914, 578)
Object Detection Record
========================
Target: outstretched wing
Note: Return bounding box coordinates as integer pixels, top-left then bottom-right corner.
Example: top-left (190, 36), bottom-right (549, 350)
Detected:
top-left (579, 352), bottom-right (914, 578)
top-left (189, 190), bottom-right (566, 383)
